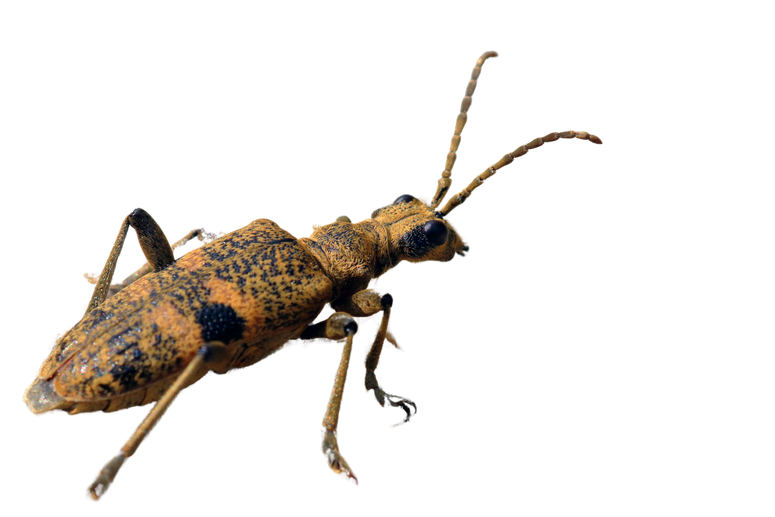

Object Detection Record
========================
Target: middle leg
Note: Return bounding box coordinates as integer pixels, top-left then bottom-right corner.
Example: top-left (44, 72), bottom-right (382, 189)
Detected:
top-left (298, 293), bottom-right (418, 482)
top-left (332, 290), bottom-right (416, 423)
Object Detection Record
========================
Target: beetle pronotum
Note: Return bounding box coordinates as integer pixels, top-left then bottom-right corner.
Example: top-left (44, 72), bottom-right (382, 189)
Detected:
top-left (24, 51), bottom-right (601, 499)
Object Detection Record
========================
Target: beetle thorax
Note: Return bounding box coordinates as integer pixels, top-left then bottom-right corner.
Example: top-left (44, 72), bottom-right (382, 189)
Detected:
top-left (301, 220), bottom-right (392, 300)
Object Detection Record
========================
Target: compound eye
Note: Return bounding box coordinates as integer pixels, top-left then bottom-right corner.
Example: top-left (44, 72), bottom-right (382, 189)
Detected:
top-left (393, 194), bottom-right (415, 204)
top-left (423, 220), bottom-right (448, 246)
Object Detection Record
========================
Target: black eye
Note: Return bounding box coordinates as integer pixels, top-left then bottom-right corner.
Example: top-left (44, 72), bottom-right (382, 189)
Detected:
top-left (423, 220), bottom-right (448, 246)
top-left (393, 194), bottom-right (415, 204)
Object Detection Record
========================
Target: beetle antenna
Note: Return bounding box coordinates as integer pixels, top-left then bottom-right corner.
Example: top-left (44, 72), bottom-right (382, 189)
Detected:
top-left (436, 131), bottom-right (603, 217)
top-left (428, 50), bottom-right (603, 217)
top-left (428, 50), bottom-right (498, 210)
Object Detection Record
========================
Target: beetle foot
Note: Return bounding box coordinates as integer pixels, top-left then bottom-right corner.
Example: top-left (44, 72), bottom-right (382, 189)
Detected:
top-left (326, 451), bottom-right (355, 478)
top-left (394, 397), bottom-right (414, 420)
top-left (88, 453), bottom-right (126, 500)
top-left (374, 388), bottom-right (414, 420)
top-left (320, 428), bottom-right (354, 478)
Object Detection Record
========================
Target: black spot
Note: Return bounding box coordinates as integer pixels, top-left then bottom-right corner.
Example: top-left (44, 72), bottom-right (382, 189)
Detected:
top-left (195, 303), bottom-right (246, 344)
top-left (98, 383), bottom-right (116, 396)
top-left (116, 343), bottom-right (139, 354)
top-left (109, 363), bottom-right (140, 391)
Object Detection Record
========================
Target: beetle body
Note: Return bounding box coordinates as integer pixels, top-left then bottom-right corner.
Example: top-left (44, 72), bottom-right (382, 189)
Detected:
top-left (26, 202), bottom-right (465, 415)
top-left (24, 51), bottom-right (601, 499)
top-left (27, 219), bottom-right (332, 414)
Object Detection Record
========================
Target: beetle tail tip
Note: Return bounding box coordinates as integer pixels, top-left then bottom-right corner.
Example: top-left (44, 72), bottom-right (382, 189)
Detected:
top-left (24, 378), bottom-right (67, 414)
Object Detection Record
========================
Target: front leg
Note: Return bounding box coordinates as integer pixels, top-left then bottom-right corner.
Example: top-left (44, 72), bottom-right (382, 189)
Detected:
top-left (314, 289), bottom-right (414, 477)
top-left (332, 290), bottom-right (417, 424)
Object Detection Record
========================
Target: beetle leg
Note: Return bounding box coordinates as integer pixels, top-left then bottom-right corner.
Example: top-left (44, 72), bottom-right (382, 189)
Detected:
top-left (88, 341), bottom-right (229, 500)
top-left (330, 289), bottom-right (386, 317)
top-left (300, 295), bottom-right (415, 480)
top-left (83, 207), bottom-right (202, 314)
top-left (363, 293), bottom-right (414, 418)
top-left (334, 289), bottom-right (414, 417)
top-left (311, 314), bottom-right (359, 482)
top-left (118, 226), bottom-right (218, 294)
top-left (81, 216), bottom-right (129, 316)
top-left (125, 208), bottom-right (176, 272)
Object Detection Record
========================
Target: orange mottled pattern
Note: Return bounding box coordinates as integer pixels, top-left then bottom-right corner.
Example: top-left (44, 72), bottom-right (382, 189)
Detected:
top-left (38, 219), bottom-right (333, 411)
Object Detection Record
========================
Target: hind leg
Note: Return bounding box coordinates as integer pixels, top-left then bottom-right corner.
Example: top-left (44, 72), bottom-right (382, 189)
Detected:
top-left (85, 226), bottom-right (209, 299)
top-left (82, 207), bottom-right (218, 308)
top-left (88, 341), bottom-right (230, 500)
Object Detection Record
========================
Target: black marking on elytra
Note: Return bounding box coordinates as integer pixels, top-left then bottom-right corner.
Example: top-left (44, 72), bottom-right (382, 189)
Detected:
top-left (128, 208), bottom-right (176, 272)
top-left (115, 341), bottom-right (138, 355)
top-left (195, 303), bottom-right (246, 344)
top-left (98, 383), bottom-right (116, 396)
top-left (108, 327), bottom-right (137, 346)
top-left (109, 363), bottom-right (140, 391)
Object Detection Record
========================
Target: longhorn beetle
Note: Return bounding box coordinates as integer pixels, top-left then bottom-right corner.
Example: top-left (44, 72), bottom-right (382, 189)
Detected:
top-left (24, 51), bottom-right (602, 499)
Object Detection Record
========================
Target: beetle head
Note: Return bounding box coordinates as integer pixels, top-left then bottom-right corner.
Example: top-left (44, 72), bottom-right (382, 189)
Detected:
top-left (371, 194), bottom-right (468, 264)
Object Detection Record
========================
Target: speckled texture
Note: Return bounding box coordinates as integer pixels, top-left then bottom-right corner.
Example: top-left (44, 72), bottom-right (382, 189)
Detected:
top-left (27, 200), bottom-right (472, 415)
top-left (34, 219), bottom-right (332, 413)
top-left (370, 197), bottom-right (466, 264)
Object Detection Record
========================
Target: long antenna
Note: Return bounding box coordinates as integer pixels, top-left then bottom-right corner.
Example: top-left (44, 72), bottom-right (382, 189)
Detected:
top-left (436, 131), bottom-right (603, 217)
top-left (429, 51), bottom-right (498, 210)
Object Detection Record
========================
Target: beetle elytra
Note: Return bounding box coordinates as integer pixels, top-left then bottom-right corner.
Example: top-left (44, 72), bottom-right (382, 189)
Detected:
top-left (24, 51), bottom-right (602, 499)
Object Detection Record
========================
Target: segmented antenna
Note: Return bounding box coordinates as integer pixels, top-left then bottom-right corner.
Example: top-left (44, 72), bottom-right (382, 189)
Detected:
top-left (428, 50), bottom-right (603, 217)
top-left (429, 51), bottom-right (498, 210)
top-left (436, 131), bottom-right (603, 217)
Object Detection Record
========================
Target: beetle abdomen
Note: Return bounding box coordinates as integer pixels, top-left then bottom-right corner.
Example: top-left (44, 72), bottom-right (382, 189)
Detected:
top-left (26, 219), bottom-right (333, 414)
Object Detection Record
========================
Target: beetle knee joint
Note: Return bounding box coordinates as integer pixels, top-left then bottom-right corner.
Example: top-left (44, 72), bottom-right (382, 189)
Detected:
top-left (330, 313), bottom-right (357, 339)
top-left (198, 342), bottom-right (230, 374)
top-left (380, 293), bottom-right (393, 309)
